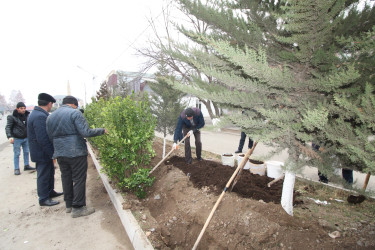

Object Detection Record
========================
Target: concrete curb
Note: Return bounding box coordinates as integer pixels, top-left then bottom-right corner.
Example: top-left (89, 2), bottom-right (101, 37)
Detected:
top-left (87, 143), bottom-right (154, 250)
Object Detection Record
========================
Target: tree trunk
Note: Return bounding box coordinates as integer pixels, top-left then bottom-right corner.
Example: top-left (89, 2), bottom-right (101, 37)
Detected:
top-left (201, 99), bottom-right (215, 119)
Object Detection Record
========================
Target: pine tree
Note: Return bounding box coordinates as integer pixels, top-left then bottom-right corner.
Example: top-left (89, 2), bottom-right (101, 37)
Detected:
top-left (165, 0), bottom-right (375, 176)
top-left (96, 81), bottom-right (110, 101)
top-left (149, 62), bottom-right (186, 158)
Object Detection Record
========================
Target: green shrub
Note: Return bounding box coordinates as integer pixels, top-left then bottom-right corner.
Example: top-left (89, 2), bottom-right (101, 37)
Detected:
top-left (85, 95), bottom-right (156, 198)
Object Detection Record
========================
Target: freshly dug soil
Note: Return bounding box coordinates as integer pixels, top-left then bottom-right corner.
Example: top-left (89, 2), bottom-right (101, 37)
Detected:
top-left (123, 139), bottom-right (375, 249)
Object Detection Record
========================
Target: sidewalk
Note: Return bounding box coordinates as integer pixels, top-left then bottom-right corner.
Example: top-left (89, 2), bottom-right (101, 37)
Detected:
top-left (0, 116), bottom-right (133, 250)
top-left (156, 128), bottom-right (375, 194)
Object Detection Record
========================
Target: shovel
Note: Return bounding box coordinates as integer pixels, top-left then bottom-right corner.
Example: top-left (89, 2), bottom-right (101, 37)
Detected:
top-left (192, 144), bottom-right (257, 250)
top-left (149, 133), bottom-right (190, 175)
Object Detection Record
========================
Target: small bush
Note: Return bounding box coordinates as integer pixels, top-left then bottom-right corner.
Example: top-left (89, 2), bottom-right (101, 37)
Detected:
top-left (85, 95), bottom-right (156, 198)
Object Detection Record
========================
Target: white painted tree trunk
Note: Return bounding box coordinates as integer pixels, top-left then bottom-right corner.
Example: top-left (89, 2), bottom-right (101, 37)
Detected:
top-left (281, 171), bottom-right (295, 216)
top-left (162, 136), bottom-right (166, 159)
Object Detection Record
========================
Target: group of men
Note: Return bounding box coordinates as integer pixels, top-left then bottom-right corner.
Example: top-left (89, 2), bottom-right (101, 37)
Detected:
top-left (5, 94), bottom-right (106, 218)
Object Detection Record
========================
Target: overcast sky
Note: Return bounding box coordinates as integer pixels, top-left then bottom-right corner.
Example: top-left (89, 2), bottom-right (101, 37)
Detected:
top-left (0, 0), bottom-right (168, 106)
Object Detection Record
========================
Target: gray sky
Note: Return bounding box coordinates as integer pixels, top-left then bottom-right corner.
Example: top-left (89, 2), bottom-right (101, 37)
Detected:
top-left (0, 0), bottom-right (166, 105)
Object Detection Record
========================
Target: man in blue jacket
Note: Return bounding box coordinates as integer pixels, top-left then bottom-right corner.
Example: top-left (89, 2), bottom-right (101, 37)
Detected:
top-left (46, 96), bottom-right (107, 218)
top-left (173, 107), bottom-right (205, 164)
top-left (28, 93), bottom-right (62, 207)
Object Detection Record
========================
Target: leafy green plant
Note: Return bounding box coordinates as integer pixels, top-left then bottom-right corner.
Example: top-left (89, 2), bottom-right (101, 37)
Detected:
top-left (85, 95), bottom-right (156, 198)
top-left (122, 168), bottom-right (155, 199)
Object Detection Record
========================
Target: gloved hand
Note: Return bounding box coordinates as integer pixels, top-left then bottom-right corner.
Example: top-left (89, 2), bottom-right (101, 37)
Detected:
top-left (9, 137), bottom-right (14, 144)
top-left (173, 143), bottom-right (178, 150)
top-left (188, 130), bottom-right (194, 137)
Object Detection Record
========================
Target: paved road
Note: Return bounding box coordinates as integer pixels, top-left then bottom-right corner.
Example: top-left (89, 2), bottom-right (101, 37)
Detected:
top-left (156, 127), bottom-right (375, 194)
top-left (0, 115), bottom-right (133, 250)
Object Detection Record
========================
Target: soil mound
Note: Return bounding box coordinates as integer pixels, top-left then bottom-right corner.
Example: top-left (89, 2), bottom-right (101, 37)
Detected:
top-left (167, 155), bottom-right (283, 203)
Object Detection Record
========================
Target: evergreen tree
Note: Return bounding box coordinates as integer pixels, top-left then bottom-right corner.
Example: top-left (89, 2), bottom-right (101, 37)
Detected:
top-left (96, 81), bottom-right (110, 101)
top-left (149, 61), bottom-right (186, 157)
top-left (112, 71), bottom-right (132, 98)
top-left (164, 0), bottom-right (375, 177)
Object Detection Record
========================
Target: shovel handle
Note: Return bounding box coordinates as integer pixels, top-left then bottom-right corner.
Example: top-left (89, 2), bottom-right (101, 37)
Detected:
top-left (149, 133), bottom-right (190, 175)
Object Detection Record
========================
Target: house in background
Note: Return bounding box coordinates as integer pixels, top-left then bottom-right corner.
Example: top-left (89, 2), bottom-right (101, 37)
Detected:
top-left (106, 70), bottom-right (156, 96)
top-left (104, 70), bottom-right (213, 119)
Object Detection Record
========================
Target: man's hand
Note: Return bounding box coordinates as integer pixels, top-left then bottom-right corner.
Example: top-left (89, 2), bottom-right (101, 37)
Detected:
top-left (188, 130), bottom-right (194, 137)
top-left (9, 138), bottom-right (14, 144)
top-left (173, 143), bottom-right (179, 150)
top-left (104, 128), bottom-right (109, 134)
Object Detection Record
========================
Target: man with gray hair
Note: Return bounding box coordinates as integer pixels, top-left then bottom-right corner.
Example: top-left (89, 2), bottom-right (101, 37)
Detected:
top-left (46, 96), bottom-right (108, 218)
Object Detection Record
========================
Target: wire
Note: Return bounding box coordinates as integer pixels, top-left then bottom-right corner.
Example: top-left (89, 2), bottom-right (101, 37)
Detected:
top-left (100, 0), bottom-right (175, 75)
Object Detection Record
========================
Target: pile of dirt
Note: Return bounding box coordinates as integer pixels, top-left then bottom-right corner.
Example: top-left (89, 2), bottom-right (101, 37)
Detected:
top-left (123, 139), bottom-right (375, 249)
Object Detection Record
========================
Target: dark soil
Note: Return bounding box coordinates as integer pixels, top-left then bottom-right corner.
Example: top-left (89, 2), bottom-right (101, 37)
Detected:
top-left (122, 139), bottom-right (375, 250)
top-left (166, 155), bottom-right (283, 203)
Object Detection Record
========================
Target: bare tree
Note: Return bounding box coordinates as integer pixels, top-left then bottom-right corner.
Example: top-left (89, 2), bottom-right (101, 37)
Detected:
top-left (8, 90), bottom-right (25, 109)
top-left (136, 2), bottom-right (221, 119)
top-left (0, 93), bottom-right (7, 114)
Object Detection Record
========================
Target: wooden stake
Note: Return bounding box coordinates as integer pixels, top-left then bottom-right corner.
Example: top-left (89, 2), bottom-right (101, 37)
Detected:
top-left (267, 174), bottom-right (285, 187)
top-left (230, 142), bottom-right (258, 192)
top-left (192, 144), bottom-right (257, 250)
top-left (149, 133), bottom-right (190, 175)
top-left (363, 172), bottom-right (371, 191)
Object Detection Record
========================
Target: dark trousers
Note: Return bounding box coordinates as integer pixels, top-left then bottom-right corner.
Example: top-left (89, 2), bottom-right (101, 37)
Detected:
top-left (36, 160), bottom-right (55, 202)
top-left (319, 169), bottom-right (353, 184)
top-left (182, 127), bottom-right (202, 163)
top-left (57, 156), bottom-right (88, 208)
top-left (342, 168), bottom-right (353, 184)
top-left (238, 131), bottom-right (253, 151)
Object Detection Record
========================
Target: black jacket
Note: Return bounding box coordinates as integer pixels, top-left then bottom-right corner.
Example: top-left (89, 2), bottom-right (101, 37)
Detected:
top-left (173, 107), bottom-right (205, 143)
top-left (5, 109), bottom-right (30, 139)
top-left (27, 106), bottom-right (54, 162)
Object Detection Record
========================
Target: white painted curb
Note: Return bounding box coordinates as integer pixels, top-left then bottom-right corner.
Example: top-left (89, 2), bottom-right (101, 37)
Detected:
top-left (87, 143), bottom-right (154, 250)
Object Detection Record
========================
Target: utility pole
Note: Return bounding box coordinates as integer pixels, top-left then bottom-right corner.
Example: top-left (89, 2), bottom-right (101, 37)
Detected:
top-left (77, 65), bottom-right (97, 102)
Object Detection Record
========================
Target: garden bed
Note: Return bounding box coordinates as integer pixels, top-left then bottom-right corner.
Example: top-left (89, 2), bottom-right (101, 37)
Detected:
top-left (120, 138), bottom-right (375, 249)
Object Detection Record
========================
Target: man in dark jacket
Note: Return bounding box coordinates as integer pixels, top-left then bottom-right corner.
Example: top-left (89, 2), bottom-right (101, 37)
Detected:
top-left (28, 93), bottom-right (63, 207)
top-left (5, 102), bottom-right (35, 175)
top-left (46, 96), bottom-right (107, 217)
top-left (173, 107), bottom-right (205, 164)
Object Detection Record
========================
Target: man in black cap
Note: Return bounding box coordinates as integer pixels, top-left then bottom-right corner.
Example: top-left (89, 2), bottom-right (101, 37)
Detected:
top-left (46, 95), bottom-right (107, 217)
top-left (5, 101), bottom-right (35, 175)
top-left (173, 107), bottom-right (205, 164)
top-left (28, 93), bottom-right (63, 207)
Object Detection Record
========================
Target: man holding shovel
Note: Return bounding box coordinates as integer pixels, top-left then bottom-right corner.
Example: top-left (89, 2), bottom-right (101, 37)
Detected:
top-left (173, 107), bottom-right (205, 164)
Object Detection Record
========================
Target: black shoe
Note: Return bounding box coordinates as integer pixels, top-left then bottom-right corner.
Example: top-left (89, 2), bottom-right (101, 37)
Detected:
top-left (39, 199), bottom-right (60, 206)
top-left (235, 150), bottom-right (242, 153)
top-left (24, 165), bottom-right (36, 171)
top-left (49, 191), bottom-right (63, 198)
top-left (14, 169), bottom-right (21, 175)
top-left (186, 159), bottom-right (192, 164)
top-left (197, 158), bottom-right (203, 161)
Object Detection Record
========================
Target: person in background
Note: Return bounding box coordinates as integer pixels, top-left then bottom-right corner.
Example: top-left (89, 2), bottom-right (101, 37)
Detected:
top-left (5, 102), bottom-right (35, 175)
top-left (234, 110), bottom-right (254, 153)
top-left (46, 96), bottom-right (107, 217)
top-left (173, 107), bottom-right (205, 164)
top-left (312, 142), bottom-right (353, 184)
top-left (28, 93), bottom-right (63, 207)
top-left (235, 131), bottom-right (254, 154)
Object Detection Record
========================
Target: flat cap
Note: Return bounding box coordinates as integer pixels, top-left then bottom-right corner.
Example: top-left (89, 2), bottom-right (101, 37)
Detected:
top-left (38, 93), bottom-right (56, 103)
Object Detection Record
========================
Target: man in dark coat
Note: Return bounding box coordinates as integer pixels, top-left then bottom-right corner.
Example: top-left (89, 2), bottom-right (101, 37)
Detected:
top-left (5, 102), bottom-right (35, 175)
top-left (173, 107), bottom-right (205, 164)
top-left (28, 93), bottom-right (63, 207)
top-left (46, 96), bottom-right (107, 217)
